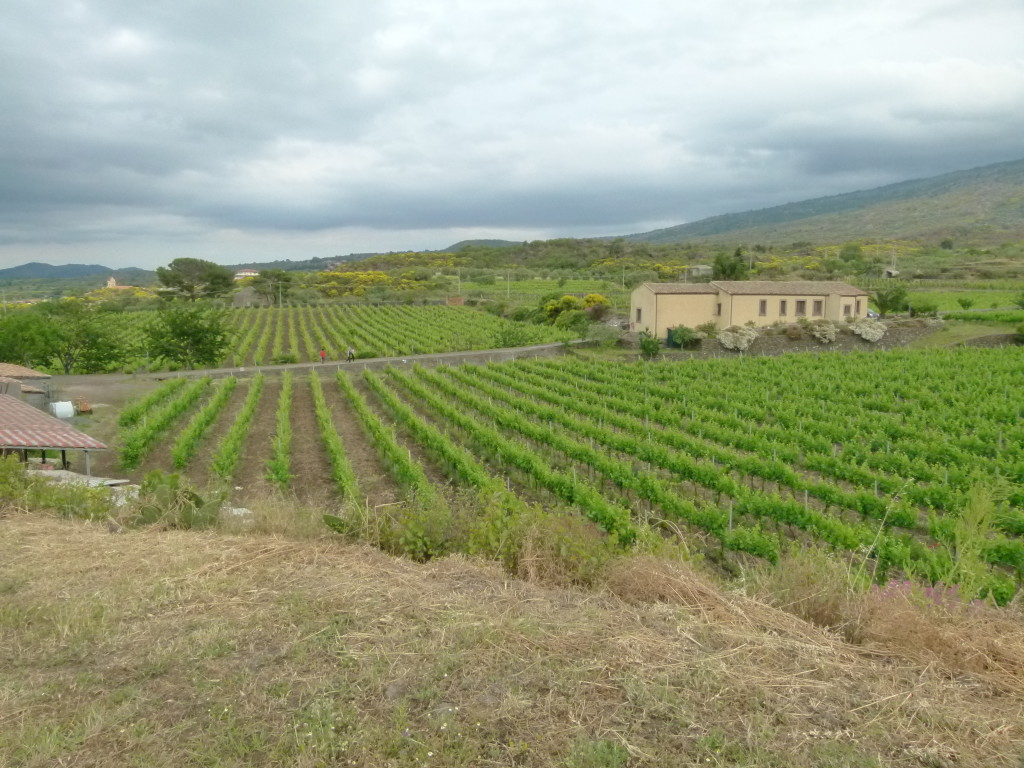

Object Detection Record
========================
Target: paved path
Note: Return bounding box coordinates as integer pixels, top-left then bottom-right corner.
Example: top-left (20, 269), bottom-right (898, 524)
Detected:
top-left (52, 339), bottom-right (593, 386)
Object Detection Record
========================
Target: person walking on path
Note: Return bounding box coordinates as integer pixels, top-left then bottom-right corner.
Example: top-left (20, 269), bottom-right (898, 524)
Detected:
top-left (346, 347), bottom-right (355, 362)
top-left (320, 347), bottom-right (326, 363)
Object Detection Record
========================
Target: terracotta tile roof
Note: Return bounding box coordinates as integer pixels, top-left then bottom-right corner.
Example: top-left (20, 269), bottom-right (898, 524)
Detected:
top-left (0, 363), bottom-right (51, 379)
top-left (641, 281), bottom-right (868, 296)
top-left (712, 281), bottom-right (869, 296)
top-left (0, 394), bottom-right (106, 451)
top-left (639, 283), bottom-right (718, 294)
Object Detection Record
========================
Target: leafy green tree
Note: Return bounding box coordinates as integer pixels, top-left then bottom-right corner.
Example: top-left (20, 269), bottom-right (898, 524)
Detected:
top-left (956, 297), bottom-right (975, 310)
top-left (156, 258), bottom-right (234, 302)
top-left (839, 243), bottom-right (863, 262)
top-left (0, 307), bottom-right (58, 368)
top-left (36, 301), bottom-right (128, 374)
top-left (145, 306), bottom-right (233, 369)
top-left (712, 249), bottom-right (749, 280)
top-left (1014, 292), bottom-right (1024, 311)
top-left (251, 269), bottom-right (294, 306)
top-left (873, 285), bottom-right (909, 317)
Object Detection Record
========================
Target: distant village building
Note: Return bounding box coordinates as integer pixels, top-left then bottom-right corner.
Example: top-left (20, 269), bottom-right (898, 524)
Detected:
top-left (631, 281), bottom-right (870, 338)
top-left (234, 269), bottom-right (260, 281)
top-left (105, 277), bottom-right (135, 290)
top-left (687, 265), bottom-right (713, 279)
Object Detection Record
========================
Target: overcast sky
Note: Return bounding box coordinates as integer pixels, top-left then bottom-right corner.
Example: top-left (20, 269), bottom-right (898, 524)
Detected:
top-left (1, 0), bottom-right (1023, 269)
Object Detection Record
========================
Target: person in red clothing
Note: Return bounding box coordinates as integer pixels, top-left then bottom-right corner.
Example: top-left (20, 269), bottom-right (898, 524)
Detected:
top-left (319, 347), bottom-right (326, 363)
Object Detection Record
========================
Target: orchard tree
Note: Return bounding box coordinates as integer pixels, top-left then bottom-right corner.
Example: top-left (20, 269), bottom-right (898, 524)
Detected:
top-left (145, 306), bottom-right (233, 369)
top-left (156, 258), bottom-right (234, 302)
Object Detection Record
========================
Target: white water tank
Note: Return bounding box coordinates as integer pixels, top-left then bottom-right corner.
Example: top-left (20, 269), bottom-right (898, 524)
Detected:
top-left (49, 401), bottom-right (74, 418)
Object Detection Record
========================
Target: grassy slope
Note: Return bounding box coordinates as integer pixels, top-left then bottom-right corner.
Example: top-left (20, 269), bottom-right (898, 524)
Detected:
top-left (2, 513), bottom-right (1023, 767)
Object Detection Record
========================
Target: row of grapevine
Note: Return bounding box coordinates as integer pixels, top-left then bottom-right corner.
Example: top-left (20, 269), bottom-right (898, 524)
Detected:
top-left (210, 375), bottom-right (266, 479)
top-left (335, 370), bottom-right (437, 502)
top-left (308, 372), bottom-right (361, 500)
top-left (119, 378), bottom-right (212, 469)
top-left (118, 377), bottom-right (188, 428)
top-left (266, 372), bottom-right (293, 486)
top-left (492, 362), bottom-right (918, 527)
top-left (384, 366), bottom-right (638, 545)
top-left (171, 377), bottom-right (239, 469)
top-left (113, 347), bottom-right (1023, 601)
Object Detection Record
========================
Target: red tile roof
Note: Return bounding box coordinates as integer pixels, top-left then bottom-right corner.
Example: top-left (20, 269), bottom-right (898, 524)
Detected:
top-left (712, 280), bottom-right (869, 296)
top-left (640, 280), bottom-right (868, 296)
top-left (0, 363), bottom-right (51, 379)
top-left (0, 394), bottom-right (106, 450)
top-left (639, 283), bottom-right (717, 294)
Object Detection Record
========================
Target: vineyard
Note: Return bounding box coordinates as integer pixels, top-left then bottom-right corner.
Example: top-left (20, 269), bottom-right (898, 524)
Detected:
top-left (104, 304), bottom-right (573, 372)
top-left (112, 346), bottom-right (1024, 600)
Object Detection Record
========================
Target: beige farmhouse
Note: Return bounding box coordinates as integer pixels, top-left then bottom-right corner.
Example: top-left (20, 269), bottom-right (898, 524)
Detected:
top-left (630, 281), bottom-right (870, 339)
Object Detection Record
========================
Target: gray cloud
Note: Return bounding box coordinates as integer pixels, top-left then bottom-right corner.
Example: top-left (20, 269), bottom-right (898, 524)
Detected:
top-left (0, 0), bottom-right (1022, 267)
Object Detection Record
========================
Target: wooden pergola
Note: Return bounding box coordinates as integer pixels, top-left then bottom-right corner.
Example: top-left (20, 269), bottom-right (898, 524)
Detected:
top-left (0, 394), bottom-right (106, 476)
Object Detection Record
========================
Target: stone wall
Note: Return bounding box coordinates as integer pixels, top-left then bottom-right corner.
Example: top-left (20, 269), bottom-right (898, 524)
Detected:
top-left (654, 319), bottom-right (942, 361)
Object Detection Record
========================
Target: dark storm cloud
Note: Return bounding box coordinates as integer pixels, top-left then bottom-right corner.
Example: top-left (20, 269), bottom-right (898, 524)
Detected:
top-left (0, 0), bottom-right (1022, 266)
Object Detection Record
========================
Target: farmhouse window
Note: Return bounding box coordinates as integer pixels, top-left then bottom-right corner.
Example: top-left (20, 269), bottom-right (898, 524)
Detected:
top-left (856, 299), bottom-right (862, 314)
top-left (636, 307), bottom-right (642, 323)
top-left (779, 300), bottom-right (787, 316)
top-left (759, 299), bottom-right (767, 316)
top-left (716, 303), bottom-right (722, 316)
top-left (813, 300), bottom-right (823, 317)
top-left (795, 300), bottom-right (806, 317)
top-left (843, 304), bottom-right (852, 317)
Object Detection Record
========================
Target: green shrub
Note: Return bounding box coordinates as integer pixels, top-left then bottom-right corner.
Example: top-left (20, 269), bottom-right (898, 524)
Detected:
top-left (638, 330), bottom-right (660, 359)
top-left (908, 300), bottom-right (939, 317)
top-left (134, 470), bottom-right (223, 529)
top-left (554, 309), bottom-right (590, 335)
top-left (0, 456), bottom-right (116, 521)
top-left (695, 321), bottom-right (718, 339)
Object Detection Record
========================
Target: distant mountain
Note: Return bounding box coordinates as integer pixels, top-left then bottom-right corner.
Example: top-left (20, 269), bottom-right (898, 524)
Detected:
top-left (0, 262), bottom-right (116, 279)
top-left (627, 157), bottom-right (1024, 246)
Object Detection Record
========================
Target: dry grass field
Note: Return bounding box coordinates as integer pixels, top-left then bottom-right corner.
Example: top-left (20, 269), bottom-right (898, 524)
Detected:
top-left (3, 511), bottom-right (1024, 767)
